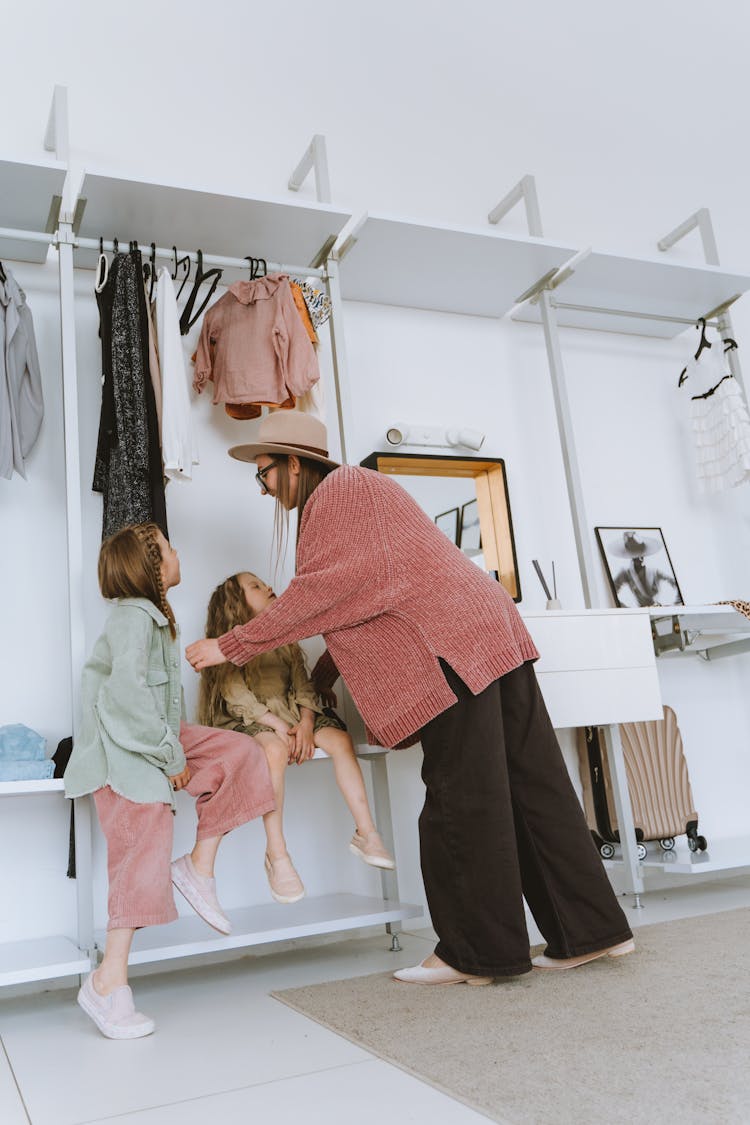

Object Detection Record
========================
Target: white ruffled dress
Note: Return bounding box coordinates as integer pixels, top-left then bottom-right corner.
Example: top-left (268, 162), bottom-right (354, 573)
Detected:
top-left (683, 346), bottom-right (750, 493)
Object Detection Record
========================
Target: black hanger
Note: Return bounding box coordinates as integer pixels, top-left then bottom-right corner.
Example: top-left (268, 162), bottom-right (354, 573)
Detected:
top-left (723, 337), bottom-right (738, 352)
top-left (244, 256), bottom-right (267, 280)
top-left (178, 249), bottom-right (222, 335)
top-left (171, 245), bottom-right (192, 299)
top-left (143, 242), bottom-right (157, 303)
top-left (694, 317), bottom-right (711, 359)
top-left (0, 259), bottom-right (6, 284)
top-left (113, 236), bottom-right (119, 255)
top-left (679, 318), bottom-right (712, 386)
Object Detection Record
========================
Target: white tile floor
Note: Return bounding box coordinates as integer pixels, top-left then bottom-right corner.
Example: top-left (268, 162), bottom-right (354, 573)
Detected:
top-left (2, 876), bottom-right (750, 1125)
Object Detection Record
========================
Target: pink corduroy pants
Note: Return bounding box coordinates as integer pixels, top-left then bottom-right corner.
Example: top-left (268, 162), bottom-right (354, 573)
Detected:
top-left (93, 723), bottom-right (274, 930)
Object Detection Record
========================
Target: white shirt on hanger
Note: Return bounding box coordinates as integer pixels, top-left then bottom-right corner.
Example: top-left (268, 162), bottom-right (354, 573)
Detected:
top-left (155, 267), bottom-right (199, 481)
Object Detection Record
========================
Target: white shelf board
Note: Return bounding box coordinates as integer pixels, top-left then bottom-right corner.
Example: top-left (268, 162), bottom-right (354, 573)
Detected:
top-left (0, 936), bottom-right (89, 987)
top-left (649, 603), bottom-right (750, 634)
top-left (0, 156), bottom-right (65, 263)
top-left (512, 250), bottom-right (750, 338)
top-left (0, 777), bottom-right (64, 796)
top-left (639, 837), bottom-right (750, 875)
top-left (109, 894), bottom-right (422, 966)
top-left (74, 170), bottom-right (352, 272)
top-left (338, 212), bottom-right (576, 318)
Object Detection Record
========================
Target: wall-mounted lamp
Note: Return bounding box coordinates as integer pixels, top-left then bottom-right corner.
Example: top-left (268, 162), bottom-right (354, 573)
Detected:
top-left (385, 424), bottom-right (485, 452)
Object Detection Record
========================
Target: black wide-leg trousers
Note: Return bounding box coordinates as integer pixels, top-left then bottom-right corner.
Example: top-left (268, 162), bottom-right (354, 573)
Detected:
top-left (417, 660), bottom-right (633, 977)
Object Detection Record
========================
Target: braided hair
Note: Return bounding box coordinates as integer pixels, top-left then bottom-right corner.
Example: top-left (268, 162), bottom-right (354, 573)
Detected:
top-left (197, 573), bottom-right (256, 726)
top-left (98, 522), bottom-right (177, 639)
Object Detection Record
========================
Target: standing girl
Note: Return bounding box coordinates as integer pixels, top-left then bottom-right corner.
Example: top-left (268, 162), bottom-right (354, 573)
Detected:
top-left (64, 523), bottom-right (274, 1038)
top-left (199, 571), bottom-right (394, 905)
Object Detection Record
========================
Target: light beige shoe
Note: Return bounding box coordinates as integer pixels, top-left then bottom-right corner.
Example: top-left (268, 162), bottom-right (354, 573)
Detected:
top-left (393, 959), bottom-right (493, 986)
top-left (350, 830), bottom-right (395, 870)
top-left (532, 938), bottom-right (635, 970)
top-left (264, 852), bottom-right (305, 904)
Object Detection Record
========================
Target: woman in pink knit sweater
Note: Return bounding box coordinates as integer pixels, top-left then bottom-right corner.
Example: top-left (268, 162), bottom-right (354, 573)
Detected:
top-left (187, 413), bottom-right (634, 985)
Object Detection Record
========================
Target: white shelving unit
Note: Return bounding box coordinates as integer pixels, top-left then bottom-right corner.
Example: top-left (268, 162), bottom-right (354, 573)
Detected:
top-left (505, 180), bottom-right (750, 902)
top-left (0, 155), bottom-right (64, 262)
top-left (0, 937), bottom-right (90, 989)
top-left (0, 779), bottom-right (64, 796)
top-left (1, 146), bottom-right (92, 988)
top-left (512, 248), bottom-right (750, 337)
top-left (74, 170), bottom-right (351, 276)
top-left (336, 210), bottom-right (575, 316)
top-left (102, 895), bottom-right (421, 968)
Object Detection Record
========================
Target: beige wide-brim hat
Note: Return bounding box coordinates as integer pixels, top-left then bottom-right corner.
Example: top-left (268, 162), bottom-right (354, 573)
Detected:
top-left (228, 411), bottom-right (340, 469)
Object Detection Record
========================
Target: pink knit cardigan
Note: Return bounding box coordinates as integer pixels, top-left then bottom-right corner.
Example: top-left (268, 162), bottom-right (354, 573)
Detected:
top-left (218, 466), bottom-right (539, 748)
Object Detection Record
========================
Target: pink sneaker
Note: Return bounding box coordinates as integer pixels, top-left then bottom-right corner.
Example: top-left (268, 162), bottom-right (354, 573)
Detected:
top-left (350, 830), bottom-right (395, 870)
top-left (171, 854), bottom-right (232, 934)
top-left (264, 852), bottom-right (305, 904)
top-left (77, 972), bottom-right (155, 1039)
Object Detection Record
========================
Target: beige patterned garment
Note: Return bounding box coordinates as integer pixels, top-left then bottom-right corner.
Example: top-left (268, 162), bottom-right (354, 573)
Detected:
top-left (717, 599), bottom-right (750, 620)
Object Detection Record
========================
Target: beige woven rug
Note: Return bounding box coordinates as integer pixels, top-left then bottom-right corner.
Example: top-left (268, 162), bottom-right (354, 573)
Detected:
top-left (272, 908), bottom-right (750, 1124)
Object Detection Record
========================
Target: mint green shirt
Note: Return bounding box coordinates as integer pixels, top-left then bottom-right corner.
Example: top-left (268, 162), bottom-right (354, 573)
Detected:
top-left (64, 598), bottom-right (186, 808)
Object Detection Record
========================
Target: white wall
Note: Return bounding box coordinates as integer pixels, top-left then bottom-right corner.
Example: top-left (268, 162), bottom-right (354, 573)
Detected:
top-left (3, 0), bottom-right (750, 945)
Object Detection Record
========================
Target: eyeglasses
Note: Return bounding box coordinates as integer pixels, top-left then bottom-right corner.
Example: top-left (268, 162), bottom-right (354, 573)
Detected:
top-left (254, 461), bottom-right (278, 492)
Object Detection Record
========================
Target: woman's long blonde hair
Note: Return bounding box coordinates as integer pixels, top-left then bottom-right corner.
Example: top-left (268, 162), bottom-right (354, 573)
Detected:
top-left (267, 455), bottom-right (334, 560)
top-left (198, 573), bottom-right (257, 726)
top-left (98, 522), bottom-right (176, 639)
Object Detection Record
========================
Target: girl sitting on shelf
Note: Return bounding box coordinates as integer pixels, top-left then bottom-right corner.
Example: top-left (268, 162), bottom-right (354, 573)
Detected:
top-left (64, 524), bottom-right (274, 1040)
top-left (199, 572), bottom-right (395, 905)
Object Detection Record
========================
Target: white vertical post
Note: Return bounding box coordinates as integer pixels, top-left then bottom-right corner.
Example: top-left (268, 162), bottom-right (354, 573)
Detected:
top-left (57, 218), bottom-right (94, 953)
top-left (537, 291), bottom-right (596, 607)
top-left (601, 724), bottom-right (645, 901)
top-left (323, 255), bottom-right (355, 465)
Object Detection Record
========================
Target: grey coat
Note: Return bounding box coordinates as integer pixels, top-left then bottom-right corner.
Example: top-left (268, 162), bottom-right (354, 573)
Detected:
top-left (0, 269), bottom-right (44, 480)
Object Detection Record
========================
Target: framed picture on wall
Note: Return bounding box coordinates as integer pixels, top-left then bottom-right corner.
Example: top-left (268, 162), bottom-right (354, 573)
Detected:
top-left (595, 526), bottom-right (684, 608)
top-left (459, 499), bottom-right (481, 552)
top-left (434, 507), bottom-right (460, 545)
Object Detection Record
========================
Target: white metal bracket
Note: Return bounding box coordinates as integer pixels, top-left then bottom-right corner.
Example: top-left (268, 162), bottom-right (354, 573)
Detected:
top-left (658, 207), bottom-right (745, 391)
top-left (487, 173), bottom-right (543, 238)
top-left (288, 134), bottom-right (331, 204)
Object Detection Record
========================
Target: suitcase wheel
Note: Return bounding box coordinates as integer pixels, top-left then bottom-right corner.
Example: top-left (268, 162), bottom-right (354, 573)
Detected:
top-left (599, 842), bottom-right (616, 860)
top-left (688, 834), bottom-right (708, 853)
top-left (636, 843), bottom-right (648, 860)
top-left (658, 837), bottom-right (676, 852)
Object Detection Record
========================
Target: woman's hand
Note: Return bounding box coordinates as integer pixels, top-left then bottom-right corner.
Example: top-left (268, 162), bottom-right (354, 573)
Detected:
top-left (186, 638), bottom-right (226, 671)
top-left (288, 717), bottom-right (316, 764)
top-left (169, 764), bottom-right (191, 791)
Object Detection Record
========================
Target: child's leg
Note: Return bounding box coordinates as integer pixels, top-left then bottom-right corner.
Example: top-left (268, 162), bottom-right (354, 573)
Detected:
top-left (79, 788), bottom-right (174, 1039)
top-left (312, 728), bottom-right (376, 835)
top-left (313, 728), bottom-right (395, 870)
top-left (93, 787), bottom-right (177, 985)
top-left (95, 928), bottom-right (135, 993)
top-left (179, 722), bottom-right (276, 856)
top-left (172, 724), bottom-right (278, 927)
top-left (253, 730), bottom-right (292, 861)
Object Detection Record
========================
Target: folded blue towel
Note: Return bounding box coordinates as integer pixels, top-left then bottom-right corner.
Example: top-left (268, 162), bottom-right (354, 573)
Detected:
top-left (0, 724), bottom-right (47, 761)
top-left (0, 759), bottom-right (55, 781)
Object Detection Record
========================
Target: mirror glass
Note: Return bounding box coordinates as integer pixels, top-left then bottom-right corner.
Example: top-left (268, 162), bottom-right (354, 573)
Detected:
top-left (360, 452), bottom-right (521, 601)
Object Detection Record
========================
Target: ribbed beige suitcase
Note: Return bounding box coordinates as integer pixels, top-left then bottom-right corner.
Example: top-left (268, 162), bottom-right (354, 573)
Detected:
top-left (577, 705), bottom-right (707, 860)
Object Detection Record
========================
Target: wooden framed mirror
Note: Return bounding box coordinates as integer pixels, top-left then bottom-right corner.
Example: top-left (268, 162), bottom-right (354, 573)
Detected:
top-left (360, 452), bottom-right (521, 602)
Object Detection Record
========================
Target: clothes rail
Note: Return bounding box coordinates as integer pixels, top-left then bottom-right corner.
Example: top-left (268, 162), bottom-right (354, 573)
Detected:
top-left (0, 226), bottom-right (53, 247)
top-left (542, 300), bottom-right (723, 328)
top-left (73, 237), bottom-right (327, 280)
